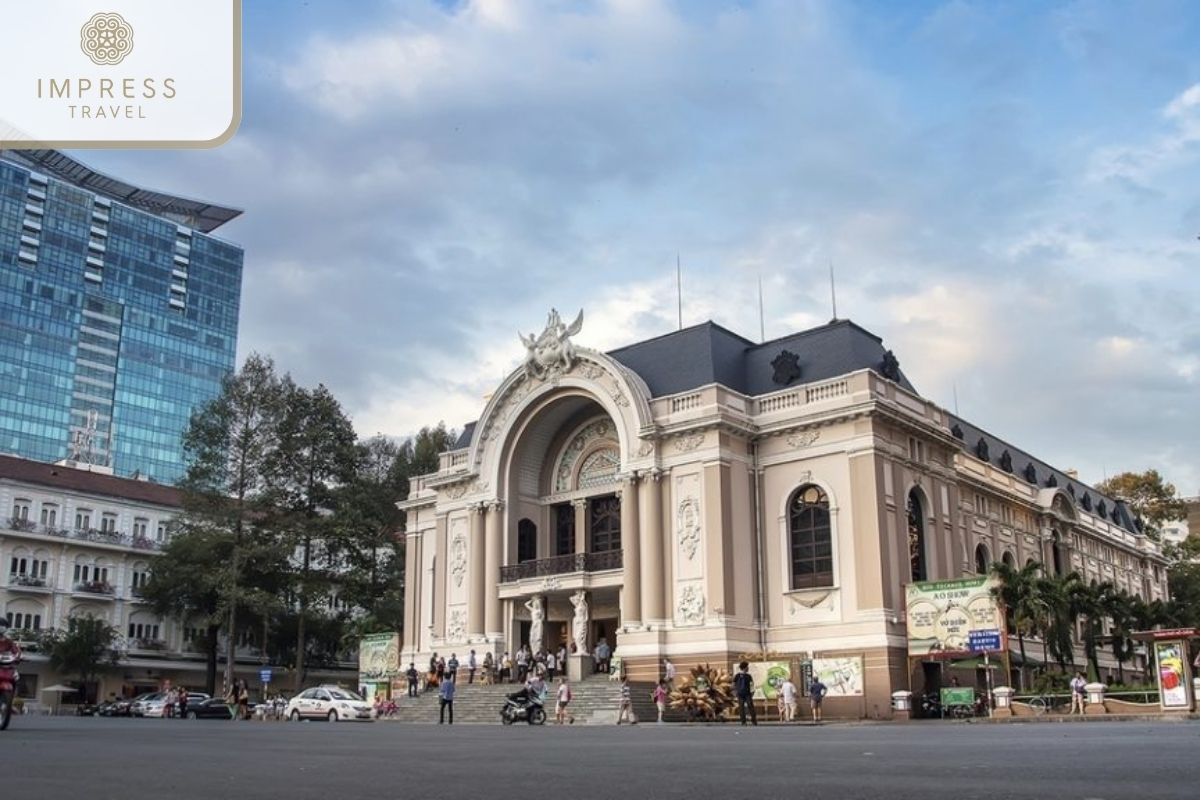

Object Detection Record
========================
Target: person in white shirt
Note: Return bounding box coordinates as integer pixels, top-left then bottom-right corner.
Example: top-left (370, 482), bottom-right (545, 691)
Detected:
top-left (1069, 672), bottom-right (1087, 714)
top-left (546, 650), bottom-right (558, 680)
top-left (555, 677), bottom-right (573, 724)
top-left (663, 658), bottom-right (676, 685)
top-left (467, 650), bottom-right (478, 684)
top-left (779, 678), bottom-right (798, 722)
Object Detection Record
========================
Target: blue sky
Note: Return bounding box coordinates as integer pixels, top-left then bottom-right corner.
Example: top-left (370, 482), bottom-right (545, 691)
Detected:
top-left (84, 0), bottom-right (1200, 493)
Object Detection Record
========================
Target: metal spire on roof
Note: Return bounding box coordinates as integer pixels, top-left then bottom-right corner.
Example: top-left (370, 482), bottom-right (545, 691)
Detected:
top-left (829, 259), bottom-right (838, 321)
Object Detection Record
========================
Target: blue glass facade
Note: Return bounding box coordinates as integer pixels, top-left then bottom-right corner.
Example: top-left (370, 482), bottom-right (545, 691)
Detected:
top-left (0, 153), bottom-right (242, 484)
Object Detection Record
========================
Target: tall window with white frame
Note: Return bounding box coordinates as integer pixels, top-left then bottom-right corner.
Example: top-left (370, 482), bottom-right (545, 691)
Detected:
top-left (907, 490), bottom-right (928, 583)
top-left (788, 485), bottom-right (833, 590)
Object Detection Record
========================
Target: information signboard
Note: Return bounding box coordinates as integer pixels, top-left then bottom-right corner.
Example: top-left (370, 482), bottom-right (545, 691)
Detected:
top-left (358, 632), bottom-right (401, 682)
top-left (906, 577), bottom-right (1005, 658)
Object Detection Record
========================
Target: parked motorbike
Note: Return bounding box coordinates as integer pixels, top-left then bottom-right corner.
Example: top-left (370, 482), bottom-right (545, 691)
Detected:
top-left (920, 692), bottom-right (973, 720)
top-left (0, 650), bottom-right (20, 731)
top-left (500, 689), bottom-right (546, 725)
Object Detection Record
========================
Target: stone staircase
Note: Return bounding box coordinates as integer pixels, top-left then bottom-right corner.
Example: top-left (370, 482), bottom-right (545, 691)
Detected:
top-left (380, 675), bottom-right (659, 725)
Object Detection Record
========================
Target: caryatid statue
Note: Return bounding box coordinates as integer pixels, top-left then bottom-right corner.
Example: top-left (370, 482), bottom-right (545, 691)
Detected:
top-left (569, 590), bottom-right (589, 655)
top-left (525, 595), bottom-right (545, 652)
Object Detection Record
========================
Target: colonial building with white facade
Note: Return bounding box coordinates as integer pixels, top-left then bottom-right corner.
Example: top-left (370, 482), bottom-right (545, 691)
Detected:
top-left (400, 311), bottom-right (1169, 716)
top-left (0, 455), bottom-right (357, 705)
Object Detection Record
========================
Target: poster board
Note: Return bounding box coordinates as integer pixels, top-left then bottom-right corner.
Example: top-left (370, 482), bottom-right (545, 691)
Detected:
top-left (747, 661), bottom-right (791, 700)
top-left (1154, 640), bottom-right (1190, 709)
top-left (906, 577), bottom-right (1005, 658)
top-left (358, 632), bottom-right (401, 682)
top-left (812, 656), bottom-right (863, 697)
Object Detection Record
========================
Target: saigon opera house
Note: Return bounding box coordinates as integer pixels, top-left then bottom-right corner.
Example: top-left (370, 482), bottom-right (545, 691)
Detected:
top-left (398, 310), bottom-right (1168, 717)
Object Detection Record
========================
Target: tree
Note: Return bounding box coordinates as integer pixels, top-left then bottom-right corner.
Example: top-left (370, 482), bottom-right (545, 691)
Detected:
top-left (991, 559), bottom-right (1042, 687)
top-left (1099, 584), bottom-right (1136, 684)
top-left (177, 353), bottom-right (289, 694)
top-left (40, 617), bottom-right (118, 702)
top-left (1095, 470), bottom-right (1186, 541)
top-left (268, 383), bottom-right (358, 690)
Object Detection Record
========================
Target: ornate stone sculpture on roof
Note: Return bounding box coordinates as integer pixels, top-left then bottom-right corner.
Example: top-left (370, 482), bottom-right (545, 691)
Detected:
top-left (519, 308), bottom-right (584, 381)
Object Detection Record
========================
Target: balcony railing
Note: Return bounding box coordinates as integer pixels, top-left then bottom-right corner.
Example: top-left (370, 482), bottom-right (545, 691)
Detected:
top-left (132, 638), bottom-right (167, 651)
top-left (74, 580), bottom-right (115, 595)
top-left (7, 516), bottom-right (35, 532)
top-left (499, 550), bottom-right (623, 583)
top-left (8, 522), bottom-right (164, 551)
top-left (9, 573), bottom-right (48, 589)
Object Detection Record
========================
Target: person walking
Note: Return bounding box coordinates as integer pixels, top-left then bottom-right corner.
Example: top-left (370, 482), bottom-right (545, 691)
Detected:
top-left (652, 679), bottom-right (669, 723)
top-left (557, 643), bottom-right (568, 674)
top-left (237, 680), bottom-right (251, 720)
top-left (617, 675), bottom-right (637, 724)
top-left (808, 675), bottom-right (827, 722)
top-left (595, 639), bottom-right (611, 674)
top-left (406, 662), bottom-right (419, 697)
top-left (546, 649), bottom-right (557, 680)
top-left (555, 677), bottom-right (573, 724)
top-left (663, 658), bottom-right (676, 686)
top-left (780, 676), bottom-right (798, 722)
top-left (177, 686), bottom-right (189, 719)
top-left (1069, 672), bottom-right (1087, 715)
top-left (438, 676), bottom-right (455, 724)
top-left (427, 653), bottom-right (439, 692)
top-left (516, 647), bottom-right (529, 683)
top-left (733, 661), bottom-right (757, 726)
top-left (468, 650), bottom-right (478, 684)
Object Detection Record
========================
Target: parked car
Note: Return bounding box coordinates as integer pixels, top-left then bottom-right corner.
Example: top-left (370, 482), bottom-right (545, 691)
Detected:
top-left (285, 686), bottom-right (375, 722)
top-left (101, 696), bottom-right (138, 717)
top-left (143, 692), bottom-right (211, 718)
top-left (74, 703), bottom-right (99, 716)
top-left (184, 698), bottom-right (234, 720)
top-left (130, 692), bottom-right (163, 717)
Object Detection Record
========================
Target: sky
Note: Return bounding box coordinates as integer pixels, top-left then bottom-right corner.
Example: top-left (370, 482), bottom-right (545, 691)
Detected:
top-left (82, 0), bottom-right (1200, 494)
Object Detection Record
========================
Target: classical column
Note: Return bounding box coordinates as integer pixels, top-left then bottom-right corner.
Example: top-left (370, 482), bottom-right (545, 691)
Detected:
top-left (639, 468), bottom-right (665, 625)
top-left (403, 532), bottom-right (420, 655)
top-left (573, 498), bottom-right (588, 555)
top-left (468, 504), bottom-right (486, 637)
top-left (620, 473), bottom-right (641, 628)
top-left (433, 514), bottom-right (448, 638)
top-left (484, 501), bottom-right (504, 637)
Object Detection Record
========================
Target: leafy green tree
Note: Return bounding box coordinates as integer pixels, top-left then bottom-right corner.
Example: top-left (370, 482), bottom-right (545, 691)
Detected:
top-left (40, 617), bottom-right (119, 702)
top-left (268, 383), bottom-right (358, 690)
top-left (1099, 584), bottom-right (1136, 684)
top-left (1095, 470), bottom-right (1186, 541)
top-left (177, 352), bottom-right (288, 693)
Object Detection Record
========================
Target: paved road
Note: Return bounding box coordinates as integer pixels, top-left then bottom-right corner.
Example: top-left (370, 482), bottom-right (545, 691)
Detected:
top-left (6, 716), bottom-right (1198, 799)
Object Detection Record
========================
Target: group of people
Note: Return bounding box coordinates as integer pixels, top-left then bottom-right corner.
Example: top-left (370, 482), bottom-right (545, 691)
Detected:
top-left (159, 686), bottom-right (191, 718)
top-left (733, 661), bottom-right (828, 725)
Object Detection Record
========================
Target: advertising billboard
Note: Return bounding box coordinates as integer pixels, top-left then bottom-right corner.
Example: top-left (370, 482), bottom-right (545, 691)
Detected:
top-left (812, 656), bottom-right (864, 696)
top-left (747, 661), bottom-right (791, 700)
top-left (1154, 641), bottom-right (1190, 709)
top-left (906, 577), bottom-right (1005, 658)
top-left (358, 632), bottom-right (401, 683)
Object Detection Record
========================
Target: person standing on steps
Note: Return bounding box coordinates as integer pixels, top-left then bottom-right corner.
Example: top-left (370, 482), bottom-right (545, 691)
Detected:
top-left (406, 662), bottom-right (419, 697)
top-left (652, 679), bottom-right (669, 723)
top-left (438, 675), bottom-right (455, 724)
top-left (733, 661), bottom-right (757, 726)
top-left (467, 650), bottom-right (478, 684)
top-left (663, 658), bottom-right (676, 687)
top-left (447, 653), bottom-right (459, 683)
top-left (617, 675), bottom-right (637, 724)
top-left (808, 675), bottom-right (827, 723)
top-left (546, 649), bottom-right (558, 680)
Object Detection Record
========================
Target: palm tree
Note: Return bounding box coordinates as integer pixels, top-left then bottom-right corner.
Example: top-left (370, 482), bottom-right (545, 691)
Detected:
top-left (1100, 584), bottom-right (1134, 684)
top-left (1067, 580), bottom-right (1109, 682)
top-left (991, 560), bottom-right (1042, 688)
top-left (1034, 573), bottom-right (1079, 674)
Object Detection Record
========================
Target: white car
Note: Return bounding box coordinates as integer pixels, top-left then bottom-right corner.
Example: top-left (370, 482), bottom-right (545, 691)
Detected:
top-left (137, 691), bottom-right (211, 718)
top-left (286, 686), bottom-right (375, 722)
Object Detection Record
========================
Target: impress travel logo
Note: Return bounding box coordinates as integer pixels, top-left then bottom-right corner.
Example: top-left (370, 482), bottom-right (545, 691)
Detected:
top-left (0, 1), bottom-right (241, 148)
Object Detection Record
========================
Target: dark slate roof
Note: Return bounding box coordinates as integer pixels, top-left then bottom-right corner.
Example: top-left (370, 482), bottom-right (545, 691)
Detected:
top-left (454, 422), bottom-right (476, 450)
top-left (948, 416), bottom-right (1140, 535)
top-left (608, 318), bottom-right (917, 398)
top-left (0, 454), bottom-right (182, 508)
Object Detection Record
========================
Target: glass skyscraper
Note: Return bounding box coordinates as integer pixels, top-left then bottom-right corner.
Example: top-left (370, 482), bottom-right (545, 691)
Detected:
top-left (0, 149), bottom-right (242, 484)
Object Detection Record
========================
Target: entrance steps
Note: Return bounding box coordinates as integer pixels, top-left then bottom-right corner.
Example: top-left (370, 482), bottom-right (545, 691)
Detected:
top-left (380, 675), bottom-right (663, 725)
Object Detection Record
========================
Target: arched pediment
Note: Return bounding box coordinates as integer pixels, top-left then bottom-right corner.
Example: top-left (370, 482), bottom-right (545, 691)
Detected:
top-left (466, 349), bottom-right (654, 495)
top-left (1036, 488), bottom-right (1077, 521)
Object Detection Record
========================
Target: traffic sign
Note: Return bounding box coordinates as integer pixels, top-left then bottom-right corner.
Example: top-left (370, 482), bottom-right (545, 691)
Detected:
top-left (260, 668), bottom-right (272, 684)
top-left (968, 630), bottom-right (1001, 652)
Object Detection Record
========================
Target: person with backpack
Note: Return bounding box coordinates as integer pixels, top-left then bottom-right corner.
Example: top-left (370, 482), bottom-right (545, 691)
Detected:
top-left (733, 661), bottom-right (757, 726)
top-left (809, 675), bottom-right (827, 722)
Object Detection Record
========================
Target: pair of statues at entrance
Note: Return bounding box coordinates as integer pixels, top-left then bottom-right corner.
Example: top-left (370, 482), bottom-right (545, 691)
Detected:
top-left (523, 591), bottom-right (589, 655)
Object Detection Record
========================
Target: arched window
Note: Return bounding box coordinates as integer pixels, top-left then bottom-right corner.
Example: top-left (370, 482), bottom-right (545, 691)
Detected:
top-left (589, 496), bottom-right (621, 553)
top-left (1051, 531), bottom-right (1065, 577)
top-left (907, 490), bottom-right (927, 583)
top-left (1002, 551), bottom-right (1016, 569)
top-left (974, 543), bottom-right (990, 575)
top-left (517, 518), bottom-right (538, 563)
top-left (788, 485), bottom-right (833, 590)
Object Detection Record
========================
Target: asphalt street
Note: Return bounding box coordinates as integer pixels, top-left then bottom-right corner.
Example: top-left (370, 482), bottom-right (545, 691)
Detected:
top-left (5, 716), bottom-right (1198, 800)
